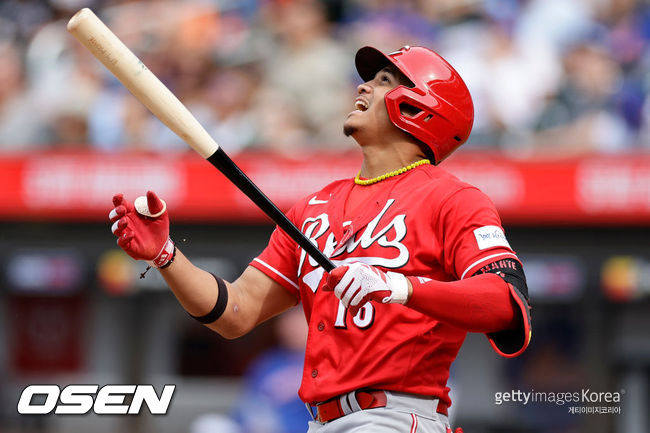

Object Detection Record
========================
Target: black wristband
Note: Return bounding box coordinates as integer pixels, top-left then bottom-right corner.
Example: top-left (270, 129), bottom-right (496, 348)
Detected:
top-left (189, 274), bottom-right (228, 324)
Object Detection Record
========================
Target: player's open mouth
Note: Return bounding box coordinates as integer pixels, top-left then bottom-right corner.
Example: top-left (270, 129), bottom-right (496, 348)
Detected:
top-left (355, 98), bottom-right (369, 111)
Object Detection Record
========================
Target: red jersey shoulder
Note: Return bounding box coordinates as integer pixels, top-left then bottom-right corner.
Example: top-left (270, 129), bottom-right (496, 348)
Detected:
top-left (406, 165), bottom-right (514, 279)
top-left (418, 164), bottom-right (480, 192)
top-left (396, 165), bottom-right (495, 213)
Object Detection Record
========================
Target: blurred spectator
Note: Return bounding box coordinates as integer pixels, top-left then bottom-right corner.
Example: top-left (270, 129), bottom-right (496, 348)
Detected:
top-left (200, 66), bottom-right (262, 154)
top-left (230, 306), bottom-right (311, 433)
top-left (0, 0), bottom-right (647, 155)
top-left (0, 22), bottom-right (98, 150)
top-left (515, 0), bottom-right (597, 54)
top-left (88, 84), bottom-right (153, 151)
top-left (88, 1), bottom-right (222, 152)
top-left (342, 0), bottom-right (440, 51)
top-left (607, 0), bottom-right (650, 149)
top-left (443, 19), bottom-right (562, 150)
top-left (531, 42), bottom-right (630, 156)
top-left (191, 413), bottom-right (242, 433)
top-left (0, 0), bottom-right (53, 44)
top-left (257, 0), bottom-right (354, 153)
top-left (0, 42), bottom-right (50, 149)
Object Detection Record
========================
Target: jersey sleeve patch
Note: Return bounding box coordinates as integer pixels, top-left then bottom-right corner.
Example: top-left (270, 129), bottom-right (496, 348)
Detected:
top-left (473, 225), bottom-right (511, 250)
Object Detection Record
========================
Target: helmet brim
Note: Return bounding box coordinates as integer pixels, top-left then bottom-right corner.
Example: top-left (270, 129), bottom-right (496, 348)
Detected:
top-left (355, 46), bottom-right (393, 82)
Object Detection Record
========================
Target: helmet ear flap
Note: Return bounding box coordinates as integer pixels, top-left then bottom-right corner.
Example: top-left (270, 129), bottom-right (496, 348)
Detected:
top-left (387, 96), bottom-right (437, 162)
top-left (385, 87), bottom-right (440, 163)
top-left (385, 85), bottom-right (470, 164)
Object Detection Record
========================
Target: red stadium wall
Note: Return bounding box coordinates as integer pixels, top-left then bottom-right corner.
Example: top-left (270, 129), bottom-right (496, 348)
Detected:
top-left (1, 151), bottom-right (649, 225)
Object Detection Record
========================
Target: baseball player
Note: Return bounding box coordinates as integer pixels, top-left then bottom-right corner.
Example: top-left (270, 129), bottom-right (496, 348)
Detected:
top-left (110, 46), bottom-right (531, 433)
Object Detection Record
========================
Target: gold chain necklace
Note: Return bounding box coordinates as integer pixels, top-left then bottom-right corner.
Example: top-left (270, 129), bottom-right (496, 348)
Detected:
top-left (354, 159), bottom-right (431, 186)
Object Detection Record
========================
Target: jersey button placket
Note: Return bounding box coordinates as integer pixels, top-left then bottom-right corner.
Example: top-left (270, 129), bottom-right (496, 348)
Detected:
top-left (311, 369), bottom-right (318, 378)
top-left (317, 321), bottom-right (325, 331)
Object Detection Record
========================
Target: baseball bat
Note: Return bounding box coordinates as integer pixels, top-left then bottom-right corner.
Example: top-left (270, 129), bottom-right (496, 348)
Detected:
top-left (67, 8), bottom-right (335, 272)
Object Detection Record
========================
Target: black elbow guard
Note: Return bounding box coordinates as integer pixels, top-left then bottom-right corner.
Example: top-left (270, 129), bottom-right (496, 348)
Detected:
top-left (475, 258), bottom-right (529, 300)
top-left (473, 258), bottom-right (532, 357)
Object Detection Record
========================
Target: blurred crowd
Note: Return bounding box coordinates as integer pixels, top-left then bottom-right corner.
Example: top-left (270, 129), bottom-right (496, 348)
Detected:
top-left (0, 0), bottom-right (648, 157)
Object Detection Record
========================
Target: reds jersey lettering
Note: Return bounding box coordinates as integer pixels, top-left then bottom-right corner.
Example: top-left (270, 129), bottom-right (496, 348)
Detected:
top-left (298, 199), bottom-right (409, 292)
top-left (251, 165), bottom-right (519, 406)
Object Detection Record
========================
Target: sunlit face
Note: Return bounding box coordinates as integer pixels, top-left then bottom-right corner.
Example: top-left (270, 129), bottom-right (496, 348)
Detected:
top-left (343, 65), bottom-right (411, 141)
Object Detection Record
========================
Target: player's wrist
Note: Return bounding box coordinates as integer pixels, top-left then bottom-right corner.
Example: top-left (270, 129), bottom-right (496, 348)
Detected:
top-left (147, 237), bottom-right (176, 268)
top-left (403, 276), bottom-right (430, 305)
top-left (384, 272), bottom-right (409, 304)
top-left (406, 278), bottom-right (413, 304)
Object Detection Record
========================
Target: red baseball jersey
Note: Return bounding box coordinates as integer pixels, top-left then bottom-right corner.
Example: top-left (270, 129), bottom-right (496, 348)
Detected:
top-left (250, 164), bottom-right (519, 407)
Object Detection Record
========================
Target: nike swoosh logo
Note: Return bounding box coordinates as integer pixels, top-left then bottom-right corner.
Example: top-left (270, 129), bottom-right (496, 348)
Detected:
top-left (308, 196), bottom-right (328, 205)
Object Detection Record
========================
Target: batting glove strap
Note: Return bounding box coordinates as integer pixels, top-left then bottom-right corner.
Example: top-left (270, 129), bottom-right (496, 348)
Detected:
top-left (147, 237), bottom-right (176, 268)
top-left (385, 272), bottom-right (409, 304)
top-left (325, 263), bottom-right (410, 312)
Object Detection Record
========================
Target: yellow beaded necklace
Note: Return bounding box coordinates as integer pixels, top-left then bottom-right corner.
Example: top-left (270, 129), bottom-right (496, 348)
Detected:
top-left (354, 159), bottom-right (431, 186)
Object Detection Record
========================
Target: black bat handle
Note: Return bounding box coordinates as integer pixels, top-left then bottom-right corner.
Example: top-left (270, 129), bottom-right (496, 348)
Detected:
top-left (207, 148), bottom-right (336, 272)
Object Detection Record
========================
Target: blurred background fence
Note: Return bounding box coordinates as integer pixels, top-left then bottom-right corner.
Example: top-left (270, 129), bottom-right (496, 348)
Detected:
top-left (1, 1), bottom-right (649, 433)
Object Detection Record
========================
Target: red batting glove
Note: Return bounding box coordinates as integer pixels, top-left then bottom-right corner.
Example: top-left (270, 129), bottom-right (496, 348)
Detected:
top-left (323, 262), bottom-right (410, 316)
top-left (109, 191), bottom-right (175, 268)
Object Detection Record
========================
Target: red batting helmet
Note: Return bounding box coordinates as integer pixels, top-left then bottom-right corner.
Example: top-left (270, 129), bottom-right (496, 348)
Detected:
top-left (355, 45), bottom-right (474, 164)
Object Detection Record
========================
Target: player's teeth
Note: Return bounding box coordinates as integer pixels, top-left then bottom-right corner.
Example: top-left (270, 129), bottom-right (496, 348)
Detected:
top-left (355, 100), bottom-right (368, 111)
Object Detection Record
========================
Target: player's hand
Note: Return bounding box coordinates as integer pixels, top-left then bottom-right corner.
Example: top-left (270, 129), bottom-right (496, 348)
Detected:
top-left (323, 262), bottom-right (410, 315)
top-left (109, 191), bottom-right (175, 268)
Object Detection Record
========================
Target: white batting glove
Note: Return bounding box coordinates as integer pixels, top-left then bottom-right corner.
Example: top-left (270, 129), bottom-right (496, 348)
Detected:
top-left (323, 262), bottom-right (410, 315)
